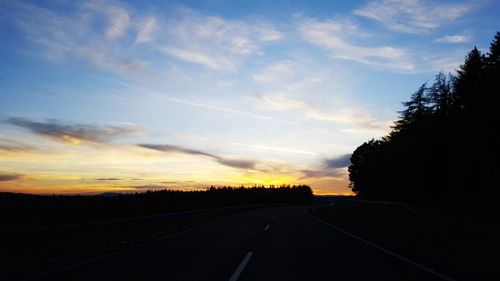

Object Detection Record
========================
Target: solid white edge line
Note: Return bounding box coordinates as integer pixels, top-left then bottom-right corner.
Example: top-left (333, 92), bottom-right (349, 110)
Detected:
top-left (22, 214), bottom-right (241, 281)
top-left (264, 224), bottom-right (270, 231)
top-left (304, 208), bottom-right (457, 281)
top-left (228, 252), bottom-right (253, 281)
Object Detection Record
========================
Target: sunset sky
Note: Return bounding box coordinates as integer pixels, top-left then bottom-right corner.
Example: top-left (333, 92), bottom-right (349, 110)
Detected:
top-left (1, 0), bottom-right (499, 195)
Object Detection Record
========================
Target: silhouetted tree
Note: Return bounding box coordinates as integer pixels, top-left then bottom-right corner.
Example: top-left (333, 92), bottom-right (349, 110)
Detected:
top-left (0, 185), bottom-right (313, 225)
top-left (348, 139), bottom-right (386, 198)
top-left (347, 32), bottom-right (500, 207)
top-left (392, 83), bottom-right (430, 132)
top-left (428, 72), bottom-right (453, 117)
top-left (454, 47), bottom-right (484, 111)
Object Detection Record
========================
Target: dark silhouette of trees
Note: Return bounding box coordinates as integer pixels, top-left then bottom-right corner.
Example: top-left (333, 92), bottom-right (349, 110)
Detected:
top-left (392, 83), bottom-right (430, 132)
top-left (348, 32), bottom-right (500, 207)
top-left (454, 47), bottom-right (484, 112)
top-left (0, 185), bottom-right (313, 226)
top-left (428, 72), bottom-right (453, 116)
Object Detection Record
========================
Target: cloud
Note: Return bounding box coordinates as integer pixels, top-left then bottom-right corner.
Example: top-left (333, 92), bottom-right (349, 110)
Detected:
top-left (138, 144), bottom-right (257, 170)
top-left (300, 154), bottom-right (351, 179)
top-left (6, 1), bottom-right (145, 74)
top-left (94, 178), bottom-right (122, 181)
top-left (422, 50), bottom-right (468, 73)
top-left (161, 47), bottom-right (235, 70)
top-left (0, 173), bottom-right (23, 182)
top-left (157, 7), bottom-right (281, 70)
top-left (216, 158), bottom-right (256, 170)
top-left (324, 154), bottom-right (351, 169)
top-left (354, 0), bottom-right (472, 33)
top-left (254, 94), bottom-right (390, 132)
top-left (253, 60), bottom-right (296, 84)
top-left (298, 18), bottom-right (414, 71)
top-left (4, 2), bottom-right (284, 74)
top-left (301, 169), bottom-right (345, 179)
top-left (135, 16), bottom-right (157, 44)
top-left (139, 89), bottom-right (323, 132)
top-left (3, 117), bottom-right (142, 144)
top-left (242, 144), bottom-right (317, 156)
top-left (0, 139), bottom-right (35, 153)
top-left (435, 34), bottom-right (471, 44)
top-left (138, 144), bottom-right (212, 157)
top-left (84, 0), bottom-right (130, 40)
top-left (255, 24), bottom-right (283, 42)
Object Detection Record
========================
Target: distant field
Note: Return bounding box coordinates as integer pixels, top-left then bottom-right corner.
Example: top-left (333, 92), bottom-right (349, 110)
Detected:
top-left (312, 199), bottom-right (500, 281)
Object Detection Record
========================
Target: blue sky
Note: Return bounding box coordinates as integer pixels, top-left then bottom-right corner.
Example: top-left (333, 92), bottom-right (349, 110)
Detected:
top-left (1, 0), bottom-right (499, 194)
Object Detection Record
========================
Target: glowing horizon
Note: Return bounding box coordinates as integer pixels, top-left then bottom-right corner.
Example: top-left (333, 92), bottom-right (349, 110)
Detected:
top-left (1, 0), bottom-right (499, 195)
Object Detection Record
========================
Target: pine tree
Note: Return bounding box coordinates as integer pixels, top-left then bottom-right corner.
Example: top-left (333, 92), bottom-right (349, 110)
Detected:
top-left (454, 47), bottom-right (484, 111)
top-left (484, 32), bottom-right (500, 118)
top-left (393, 83), bottom-right (430, 131)
top-left (428, 72), bottom-right (452, 116)
top-left (485, 32), bottom-right (500, 71)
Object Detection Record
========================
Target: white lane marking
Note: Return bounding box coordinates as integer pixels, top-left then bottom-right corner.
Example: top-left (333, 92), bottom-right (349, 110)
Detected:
top-left (304, 209), bottom-right (456, 281)
top-left (264, 224), bottom-right (270, 231)
top-left (22, 215), bottom-right (242, 281)
top-left (229, 252), bottom-right (253, 281)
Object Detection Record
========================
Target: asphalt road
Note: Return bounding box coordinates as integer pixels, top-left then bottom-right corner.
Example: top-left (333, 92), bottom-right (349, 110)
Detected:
top-left (23, 205), bottom-right (453, 281)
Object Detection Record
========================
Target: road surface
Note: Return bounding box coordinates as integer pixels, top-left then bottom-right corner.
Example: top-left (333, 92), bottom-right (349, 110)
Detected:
top-left (20, 205), bottom-right (453, 281)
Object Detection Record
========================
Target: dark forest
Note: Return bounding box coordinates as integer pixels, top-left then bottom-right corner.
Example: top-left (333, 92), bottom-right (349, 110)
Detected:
top-left (348, 32), bottom-right (500, 207)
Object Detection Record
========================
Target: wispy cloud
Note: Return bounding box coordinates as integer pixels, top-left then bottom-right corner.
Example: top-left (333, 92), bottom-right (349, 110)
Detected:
top-left (254, 94), bottom-right (390, 132)
top-left (157, 7), bottom-right (282, 70)
top-left (255, 24), bottom-right (283, 42)
top-left (138, 144), bottom-right (257, 170)
top-left (245, 144), bottom-right (317, 156)
top-left (301, 169), bottom-right (345, 179)
top-left (6, 1), bottom-right (145, 74)
top-left (435, 34), bottom-right (471, 44)
top-left (139, 89), bottom-right (324, 133)
top-left (161, 47), bottom-right (234, 70)
top-left (253, 60), bottom-right (296, 84)
top-left (0, 139), bottom-right (35, 153)
top-left (298, 18), bottom-right (414, 71)
top-left (3, 117), bottom-right (142, 144)
top-left (422, 50), bottom-right (468, 73)
top-left (84, 0), bottom-right (130, 40)
top-left (300, 154), bottom-right (351, 179)
top-left (0, 172), bottom-right (23, 182)
top-left (354, 0), bottom-right (472, 33)
top-left (324, 154), bottom-right (351, 169)
top-left (135, 16), bottom-right (157, 44)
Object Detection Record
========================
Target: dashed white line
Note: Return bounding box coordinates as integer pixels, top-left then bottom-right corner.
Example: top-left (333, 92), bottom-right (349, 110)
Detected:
top-left (228, 252), bottom-right (253, 281)
top-left (264, 224), bottom-right (270, 231)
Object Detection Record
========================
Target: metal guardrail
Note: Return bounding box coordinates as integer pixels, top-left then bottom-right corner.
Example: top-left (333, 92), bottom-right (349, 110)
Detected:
top-left (335, 198), bottom-right (419, 214)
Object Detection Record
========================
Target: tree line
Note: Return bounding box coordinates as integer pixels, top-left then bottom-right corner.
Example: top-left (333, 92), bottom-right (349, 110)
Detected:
top-left (0, 185), bottom-right (313, 224)
top-left (348, 32), bottom-right (500, 207)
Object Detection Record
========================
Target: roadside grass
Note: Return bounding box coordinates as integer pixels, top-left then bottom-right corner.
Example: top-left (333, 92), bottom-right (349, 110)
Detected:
top-left (312, 200), bottom-right (500, 281)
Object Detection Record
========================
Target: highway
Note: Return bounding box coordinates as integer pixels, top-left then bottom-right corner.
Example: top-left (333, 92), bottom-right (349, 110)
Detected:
top-left (20, 205), bottom-right (453, 281)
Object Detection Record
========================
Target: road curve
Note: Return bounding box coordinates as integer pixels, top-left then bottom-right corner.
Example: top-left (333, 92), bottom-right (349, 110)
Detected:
top-left (26, 205), bottom-right (450, 281)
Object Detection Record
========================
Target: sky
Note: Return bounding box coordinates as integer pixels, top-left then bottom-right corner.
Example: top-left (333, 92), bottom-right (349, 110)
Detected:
top-left (1, 0), bottom-right (499, 195)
